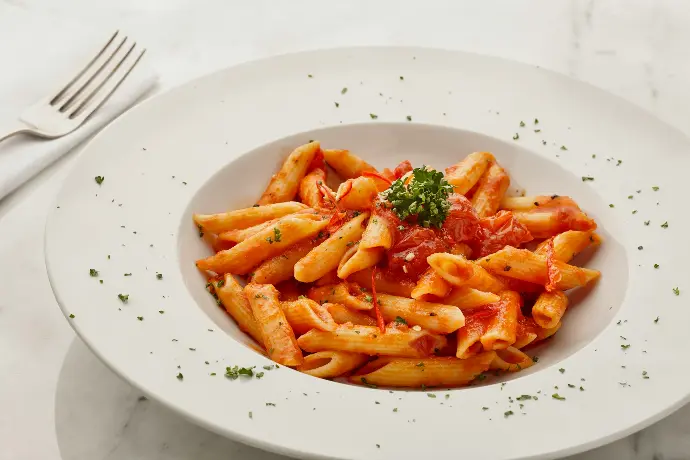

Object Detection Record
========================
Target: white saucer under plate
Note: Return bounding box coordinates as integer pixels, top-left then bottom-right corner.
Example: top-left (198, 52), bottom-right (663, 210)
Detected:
top-left (45, 47), bottom-right (690, 460)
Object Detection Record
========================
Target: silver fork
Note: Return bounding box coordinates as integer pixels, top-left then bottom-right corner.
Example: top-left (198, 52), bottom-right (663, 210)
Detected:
top-left (0, 31), bottom-right (146, 143)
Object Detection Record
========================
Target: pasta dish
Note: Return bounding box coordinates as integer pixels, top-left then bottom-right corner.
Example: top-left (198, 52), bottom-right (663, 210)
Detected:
top-left (194, 142), bottom-right (601, 388)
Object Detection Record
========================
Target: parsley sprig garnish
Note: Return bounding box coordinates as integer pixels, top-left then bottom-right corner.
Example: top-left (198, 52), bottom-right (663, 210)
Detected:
top-left (383, 166), bottom-right (452, 228)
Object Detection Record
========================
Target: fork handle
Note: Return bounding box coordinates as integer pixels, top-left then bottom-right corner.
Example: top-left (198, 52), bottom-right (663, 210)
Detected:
top-left (0, 121), bottom-right (32, 144)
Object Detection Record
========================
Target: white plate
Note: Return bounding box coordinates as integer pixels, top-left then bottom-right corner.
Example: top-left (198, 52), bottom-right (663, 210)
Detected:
top-left (45, 47), bottom-right (690, 460)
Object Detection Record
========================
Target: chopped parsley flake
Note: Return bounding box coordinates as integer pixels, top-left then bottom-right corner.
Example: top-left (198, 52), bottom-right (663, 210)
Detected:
top-left (341, 87), bottom-right (348, 95)
top-left (552, 393), bottom-right (565, 401)
top-left (628, 195), bottom-right (633, 199)
top-left (225, 366), bottom-right (255, 379)
top-left (157, 273), bottom-right (163, 280)
top-left (427, 393), bottom-right (436, 398)
top-left (513, 133), bottom-right (519, 140)
top-left (616, 159), bottom-right (622, 166)
top-left (581, 176), bottom-right (594, 182)
top-left (516, 395), bottom-right (533, 401)
top-left (94, 176), bottom-right (104, 185)
top-left (534, 118), bottom-right (539, 124)
top-left (89, 268), bottom-right (98, 277)
top-left (560, 145), bottom-right (567, 150)
top-left (661, 221), bottom-right (668, 228)
top-left (406, 115), bottom-right (412, 122)
top-left (361, 377), bottom-right (377, 388)
top-left (482, 407), bottom-right (489, 411)
top-left (124, 273), bottom-right (132, 276)
top-left (567, 384), bottom-right (575, 388)
top-left (652, 186), bottom-right (659, 191)
top-left (273, 227), bottom-right (282, 242)
top-left (137, 316), bottom-right (143, 321)
top-left (334, 102), bottom-right (339, 107)
top-left (176, 372), bottom-right (183, 380)
top-left (642, 371), bottom-right (649, 379)
top-left (519, 121), bottom-right (525, 127)
top-left (370, 113), bottom-right (378, 120)
top-left (118, 294), bottom-right (129, 303)
top-left (638, 246), bottom-right (643, 250)
top-left (654, 264), bottom-right (659, 269)
top-left (654, 316), bottom-right (660, 323)
top-left (256, 372), bottom-right (265, 379)
top-left (266, 402), bottom-right (276, 407)
top-left (248, 411), bottom-right (253, 419)
top-left (69, 313), bottom-right (75, 318)
top-left (609, 204), bottom-right (615, 208)
top-left (504, 410), bottom-right (514, 417)
top-left (559, 368), bottom-right (565, 374)
top-left (644, 220), bottom-right (650, 226)
top-left (394, 316), bottom-right (407, 325)
top-left (621, 344), bottom-right (631, 350)
top-left (673, 287), bottom-right (680, 296)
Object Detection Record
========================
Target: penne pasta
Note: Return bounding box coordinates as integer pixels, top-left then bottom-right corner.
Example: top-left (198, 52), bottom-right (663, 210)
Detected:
top-left (213, 274), bottom-right (264, 345)
top-left (347, 267), bottom-right (416, 297)
top-left (376, 293), bottom-right (465, 334)
top-left (298, 167), bottom-right (329, 209)
top-left (194, 202), bottom-right (308, 234)
top-left (297, 351), bottom-right (369, 379)
top-left (360, 211), bottom-right (395, 251)
top-left (218, 218), bottom-right (279, 243)
top-left (351, 352), bottom-right (496, 388)
top-left (427, 252), bottom-right (506, 293)
top-left (411, 268), bottom-right (453, 300)
top-left (481, 291), bottom-right (519, 350)
top-left (490, 347), bottom-right (535, 372)
top-left (471, 162), bottom-right (510, 218)
top-left (244, 284), bottom-right (303, 366)
top-left (441, 287), bottom-right (500, 310)
top-left (322, 149), bottom-right (377, 179)
top-left (294, 212), bottom-right (369, 282)
top-left (445, 152), bottom-right (495, 195)
top-left (476, 246), bottom-right (600, 290)
top-left (512, 208), bottom-right (597, 239)
top-left (336, 176), bottom-right (379, 210)
top-left (258, 141), bottom-right (321, 205)
top-left (251, 238), bottom-right (320, 285)
top-left (500, 195), bottom-right (579, 212)
top-left (534, 230), bottom-right (601, 262)
top-left (338, 244), bottom-right (384, 279)
top-left (197, 213), bottom-right (329, 275)
top-left (532, 290), bottom-right (568, 329)
top-left (297, 325), bottom-right (447, 357)
top-left (326, 303), bottom-right (378, 326)
top-left (280, 298), bottom-right (338, 335)
top-left (308, 283), bottom-right (373, 311)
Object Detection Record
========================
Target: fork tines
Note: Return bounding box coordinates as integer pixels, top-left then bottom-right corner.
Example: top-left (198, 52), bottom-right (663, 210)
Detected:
top-left (50, 30), bottom-right (146, 121)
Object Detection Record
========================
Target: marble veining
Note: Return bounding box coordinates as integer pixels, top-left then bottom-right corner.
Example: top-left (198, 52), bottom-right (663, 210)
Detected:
top-left (2, 0), bottom-right (690, 459)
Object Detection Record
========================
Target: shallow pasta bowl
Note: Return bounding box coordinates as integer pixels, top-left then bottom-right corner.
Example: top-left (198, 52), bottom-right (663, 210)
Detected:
top-left (45, 47), bottom-right (690, 460)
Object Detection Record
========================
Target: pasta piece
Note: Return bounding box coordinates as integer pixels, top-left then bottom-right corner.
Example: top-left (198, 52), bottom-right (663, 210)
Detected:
top-left (456, 313), bottom-right (487, 358)
top-left (213, 274), bottom-right (263, 345)
top-left (336, 176), bottom-right (379, 210)
top-left (315, 270), bottom-right (340, 286)
top-left (244, 284), bottom-right (303, 366)
top-left (351, 353), bottom-right (496, 388)
top-left (534, 230), bottom-right (601, 262)
top-left (500, 195), bottom-right (579, 212)
top-left (490, 347), bottom-right (535, 372)
top-left (535, 321), bottom-right (561, 342)
top-left (532, 290), bottom-right (569, 329)
top-left (275, 279), bottom-right (301, 301)
top-left (258, 141), bottom-right (321, 205)
top-left (359, 211), bottom-right (395, 251)
top-left (194, 202), bottom-right (307, 234)
top-left (197, 213), bottom-right (329, 275)
top-left (338, 244), bottom-right (384, 279)
top-left (297, 325), bottom-right (447, 357)
top-left (298, 167), bottom-right (329, 209)
top-left (445, 152), bottom-right (495, 195)
top-left (280, 298), bottom-right (337, 335)
top-left (294, 212), bottom-right (369, 282)
top-left (218, 218), bottom-right (279, 243)
top-left (471, 162), bottom-right (510, 218)
top-left (512, 208), bottom-right (597, 239)
top-left (494, 275), bottom-right (544, 293)
top-left (481, 291), bottom-right (519, 350)
top-left (427, 253), bottom-right (506, 293)
top-left (251, 238), bottom-right (319, 285)
top-left (476, 246), bottom-right (600, 290)
top-left (411, 268), bottom-right (452, 300)
top-left (308, 283), bottom-right (373, 311)
top-left (514, 313), bottom-right (539, 349)
top-left (441, 287), bottom-right (500, 310)
top-left (326, 303), bottom-right (377, 326)
top-left (348, 268), bottom-right (415, 297)
top-left (376, 293), bottom-right (465, 334)
top-left (322, 149), bottom-right (377, 179)
top-left (297, 351), bottom-right (369, 378)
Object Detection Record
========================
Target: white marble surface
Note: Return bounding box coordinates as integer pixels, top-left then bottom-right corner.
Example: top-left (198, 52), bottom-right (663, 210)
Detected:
top-left (2, 1), bottom-right (690, 459)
